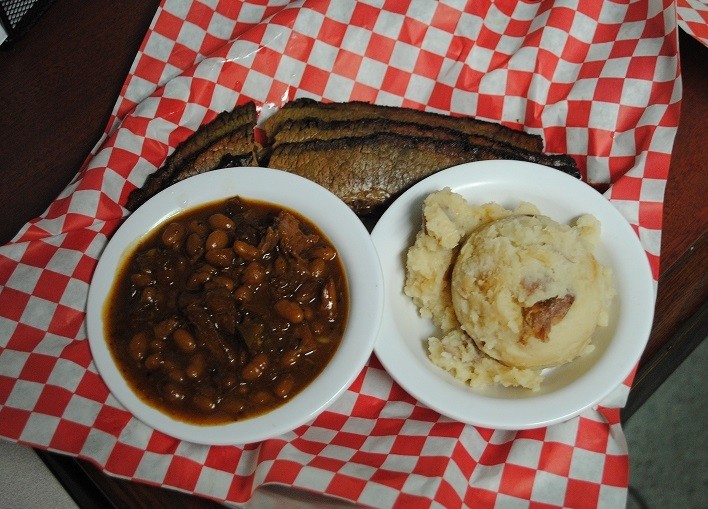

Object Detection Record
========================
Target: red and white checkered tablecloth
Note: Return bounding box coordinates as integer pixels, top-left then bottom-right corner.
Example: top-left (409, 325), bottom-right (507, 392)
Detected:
top-left (677, 0), bottom-right (708, 46)
top-left (0, 1), bottom-right (682, 507)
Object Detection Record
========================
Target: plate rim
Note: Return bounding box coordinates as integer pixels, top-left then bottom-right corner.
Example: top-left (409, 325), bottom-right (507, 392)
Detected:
top-left (86, 166), bottom-right (384, 444)
top-left (371, 160), bottom-right (655, 430)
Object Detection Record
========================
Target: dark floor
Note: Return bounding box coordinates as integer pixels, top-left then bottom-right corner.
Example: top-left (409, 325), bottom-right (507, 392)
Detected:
top-left (625, 337), bottom-right (707, 509)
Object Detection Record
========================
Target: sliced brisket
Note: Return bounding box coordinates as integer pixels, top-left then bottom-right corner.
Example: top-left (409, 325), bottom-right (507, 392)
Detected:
top-left (261, 97), bottom-right (545, 153)
top-left (125, 98), bottom-right (581, 218)
top-left (266, 133), bottom-right (508, 214)
top-left (271, 116), bottom-right (579, 178)
top-left (170, 124), bottom-right (258, 183)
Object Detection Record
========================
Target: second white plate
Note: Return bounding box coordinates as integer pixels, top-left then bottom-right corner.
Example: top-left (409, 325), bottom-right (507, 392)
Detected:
top-left (371, 160), bottom-right (654, 430)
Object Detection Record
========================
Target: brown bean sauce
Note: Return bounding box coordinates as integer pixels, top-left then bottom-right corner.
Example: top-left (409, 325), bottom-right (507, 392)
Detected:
top-left (104, 197), bottom-right (348, 424)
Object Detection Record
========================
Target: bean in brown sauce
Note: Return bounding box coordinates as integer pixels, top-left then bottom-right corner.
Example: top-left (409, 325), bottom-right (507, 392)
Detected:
top-left (130, 272), bottom-right (153, 288)
top-left (311, 246), bottom-right (337, 261)
top-left (128, 331), bottom-right (148, 361)
top-left (154, 318), bottom-right (178, 340)
top-left (156, 267), bottom-right (176, 285)
top-left (144, 353), bottom-right (163, 371)
top-left (193, 392), bottom-right (218, 413)
top-left (249, 390), bottom-right (274, 406)
top-left (303, 307), bottom-right (315, 321)
top-left (205, 229), bottom-right (229, 251)
top-left (233, 240), bottom-right (260, 260)
top-left (168, 369), bottom-right (185, 384)
top-left (241, 261), bottom-right (266, 286)
top-left (241, 352), bottom-right (269, 381)
top-left (186, 264), bottom-right (215, 290)
top-left (205, 275), bottom-right (235, 291)
top-left (164, 383), bottom-right (187, 402)
top-left (104, 196), bottom-right (348, 425)
top-left (208, 213), bottom-right (235, 231)
top-left (163, 360), bottom-right (184, 383)
top-left (234, 285), bottom-right (252, 302)
top-left (204, 247), bottom-right (235, 268)
top-left (220, 397), bottom-right (246, 415)
top-left (274, 299), bottom-right (305, 324)
top-left (172, 328), bottom-right (197, 353)
top-left (280, 349), bottom-right (299, 368)
top-left (185, 233), bottom-right (204, 258)
top-left (185, 353), bottom-right (206, 380)
top-left (148, 338), bottom-right (165, 353)
top-left (140, 287), bottom-right (157, 304)
top-left (221, 372), bottom-right (238, 389)
top-left (308, 258), bottom-right (326, 279)
top-left (274, 375), bottom-right (295, 399)
top-left (161, 222), bottom-right (186, 248)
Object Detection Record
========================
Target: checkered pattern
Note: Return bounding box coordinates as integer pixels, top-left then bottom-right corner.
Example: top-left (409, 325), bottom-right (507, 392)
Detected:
top-left (677, 0), bottom-right (708, 46)
top-left (0, 0), bottom-right (680, 507)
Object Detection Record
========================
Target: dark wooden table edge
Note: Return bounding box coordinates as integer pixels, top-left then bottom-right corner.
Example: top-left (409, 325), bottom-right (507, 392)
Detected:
top-left (36, 450), bottom-right (117, 509)
top-left (622, 300), bottom-right (707, 423)
top-left (622, 231), bottom-right (708, 423)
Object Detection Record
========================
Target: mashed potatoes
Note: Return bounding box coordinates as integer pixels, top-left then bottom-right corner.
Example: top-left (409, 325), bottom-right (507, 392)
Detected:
top-left (404, 188), bottom-right (615, 390)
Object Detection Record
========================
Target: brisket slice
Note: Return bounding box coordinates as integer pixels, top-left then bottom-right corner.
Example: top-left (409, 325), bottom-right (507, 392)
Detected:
top-left (126, 102), bottom-right (258, 211)
top-left (273, 117), bottom-right (463, 146)
top-left (170, 124), bottom-right (258, 183)
top-left (265, 133), bottom-right (509, 214)
top-left (261, 97), bottom-right (544, 153)
top-left (272, 117), bottom-right (579, 177)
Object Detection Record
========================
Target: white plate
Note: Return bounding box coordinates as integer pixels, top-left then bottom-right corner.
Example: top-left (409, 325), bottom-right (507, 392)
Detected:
top-left (87, 167), bottom-right (384, 444)
top-left (371, 161), bottom-right (654, 430)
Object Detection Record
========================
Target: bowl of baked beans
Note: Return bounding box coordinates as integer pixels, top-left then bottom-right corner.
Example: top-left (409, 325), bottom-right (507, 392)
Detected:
top-left (87, 167), bottom-right (384, 444)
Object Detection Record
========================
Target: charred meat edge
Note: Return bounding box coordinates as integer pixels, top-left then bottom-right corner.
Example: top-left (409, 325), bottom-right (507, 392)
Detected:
top-left (261, 97), bottom-right (545, 153)
top-left (169, 124), bottom-right (258, 183)
top-left (126, 102), bottom-right (258, 211)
